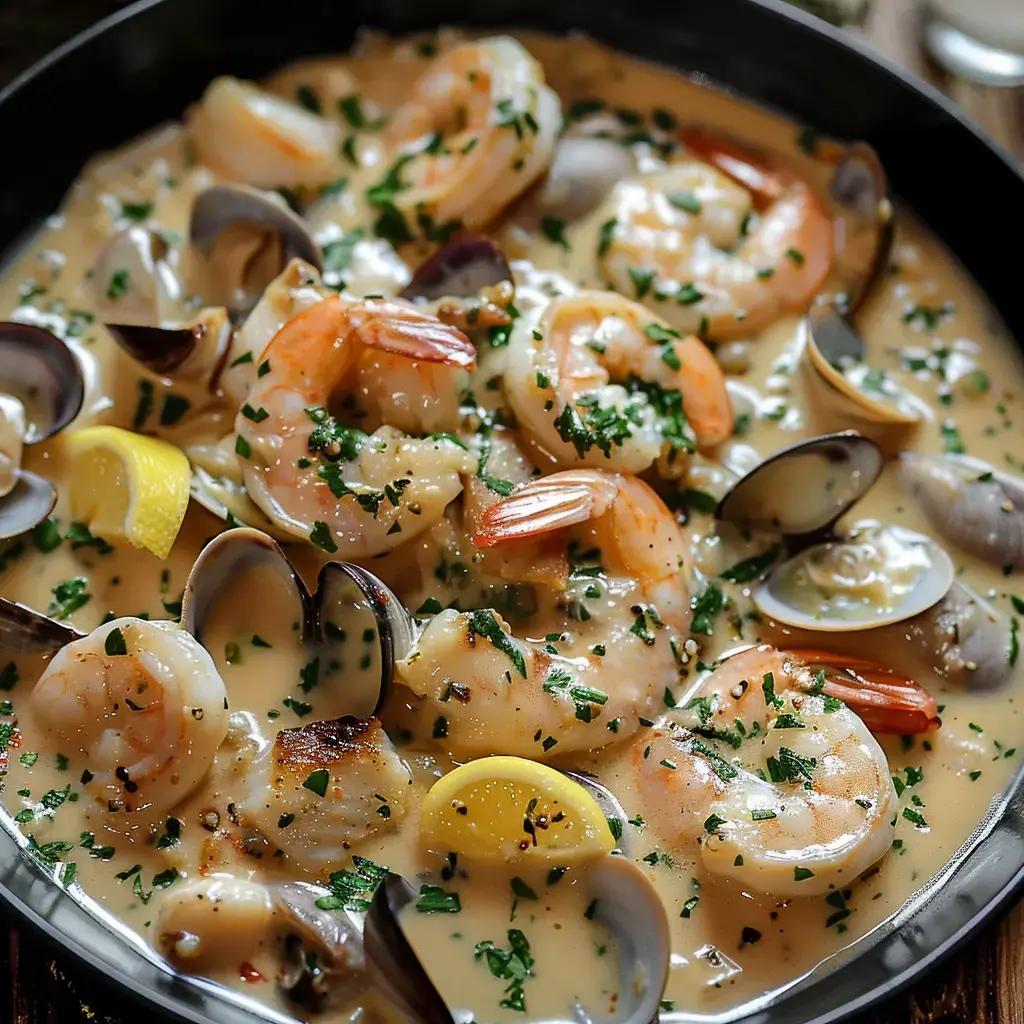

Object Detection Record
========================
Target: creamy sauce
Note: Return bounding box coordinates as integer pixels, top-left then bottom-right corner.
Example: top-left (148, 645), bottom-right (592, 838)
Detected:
top-left (0, 26), bottom-right (1022, 1024)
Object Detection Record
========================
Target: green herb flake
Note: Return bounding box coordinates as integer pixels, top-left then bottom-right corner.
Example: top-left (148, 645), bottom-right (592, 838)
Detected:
top-left (302, 768), bottom-right (330, 798)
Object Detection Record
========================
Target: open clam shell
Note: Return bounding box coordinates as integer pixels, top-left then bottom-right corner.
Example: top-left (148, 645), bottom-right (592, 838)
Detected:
top-left (187, 463), bottom-right (296, 541)
top-left (803, 308), bottom-right (924, 454)
top-left (0, 322), bottom-right (85, 443)
top-left (900, 452), bottom-right (1024, 572)
top-left (511, 135), bottom-right (634, 228)
top-left (107, 306), bottom-right (233, 383)
top-left (190, 183), bottom-right (322, 319)
top-left (827, 142), bottom-right (894, 317)
top-left (0, 322), bottom-right (85, 537)
top-left (0, 595), bottom-right (84, 653)
top-left (365, 855), bottom-right (669, 1024)
top-left (716, 431), bottom-right (884, 541)
top-left (754, 523), bottom-right (954, 631)
top-left (181, 527), bottom-right (414, 717)
top-left (0, 472), bottom-right (58, 542)
top-left (400, 236), bottom-right (511, 302)
top-left (364, 874), bottom-right (456, 1024)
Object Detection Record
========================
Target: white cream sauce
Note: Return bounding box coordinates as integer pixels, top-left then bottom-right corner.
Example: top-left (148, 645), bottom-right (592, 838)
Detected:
top-left (0, 26), bottom-right (1022, 1024)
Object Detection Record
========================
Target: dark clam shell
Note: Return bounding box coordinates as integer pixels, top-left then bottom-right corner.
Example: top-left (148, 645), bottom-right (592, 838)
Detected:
top-left (828, 142), bottom-right (893, 318)
top-left (181, 527), bottom-right (414, 717)
top-left (401, 236), bottom-right (511, 301)
top-left (0, 595), bottom-right (84, 652)
top-left (0, 322), bottom-right (85, 443)
top-left (106, 306), bottom-right (232, 381)
top-left (364, 874), bottom-right (455, 1024)
top-left (900, 452), bottom-right (1024, 572)
top-left (716, 431), bottom-right (883, 540)
top-left (190, 183), bottom-right (322, 319)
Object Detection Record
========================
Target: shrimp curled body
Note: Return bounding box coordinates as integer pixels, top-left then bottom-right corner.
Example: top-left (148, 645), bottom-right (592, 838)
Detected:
top-left (30, 618), bottom-right (229, 817)
top-left (633, 646), bottom-right (898, 896)
top-left (601, 133), bottom-right (832, 340)
top-left (385, 37), bottom-right (562, 231)
top-left (236, 295), bottom-right (479, 556)
top-left (506, 291), bottom-right (733, 466)
top-left (397, 469), bottom-right (690, 758)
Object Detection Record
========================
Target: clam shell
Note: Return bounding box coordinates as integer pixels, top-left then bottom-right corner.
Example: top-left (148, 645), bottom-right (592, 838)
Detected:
top-left (400, 236), bottom-right (511, 301)
top-left (0, 472), bottom-right (57, 542)
top-left (181, 527), bottom-right (412, 718)
top-left (190, 183), bottom-right (322, 319)
top-left (754, 524), bottom-right (954, 631)
top-left (0, 322), bottom-right (85, 442)
top-left (0, 595), bottom-right (84, 653)
top-left (827, 142), bottom-right (894, 317)
top-left (803, 308), bottom-right (924, 457)
top-left (900, 452), bottom-right (1024, 572)
top-left (716, 431), bottom-right (883, 539)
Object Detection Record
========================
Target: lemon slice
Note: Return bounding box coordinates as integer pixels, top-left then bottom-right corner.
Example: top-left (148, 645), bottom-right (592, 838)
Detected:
top-left (64, 425), bottom-right (191, 560)
top-left (420, 755), bottom-right (615, 863)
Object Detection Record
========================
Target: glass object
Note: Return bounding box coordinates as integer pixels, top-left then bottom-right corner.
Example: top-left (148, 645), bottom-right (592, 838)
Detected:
top-left (925, 0), bottom-right (1024, 86)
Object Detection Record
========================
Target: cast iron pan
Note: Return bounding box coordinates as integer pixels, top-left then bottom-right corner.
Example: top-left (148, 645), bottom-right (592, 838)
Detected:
top-left (1, 1), bottom-right (1023, 1022)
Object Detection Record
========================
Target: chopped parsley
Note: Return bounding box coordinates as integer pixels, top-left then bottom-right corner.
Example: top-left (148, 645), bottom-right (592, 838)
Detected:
top-left (467, 610), bottom-right (526, 678)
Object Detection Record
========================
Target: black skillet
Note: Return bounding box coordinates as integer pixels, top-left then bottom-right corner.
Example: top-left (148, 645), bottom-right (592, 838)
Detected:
top-left (1, 1), bottom-right (1023, 1022)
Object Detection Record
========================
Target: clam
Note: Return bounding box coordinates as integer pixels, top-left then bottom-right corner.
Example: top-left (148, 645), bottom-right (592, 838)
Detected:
top-left (93, 225), bottom-right (186, 326)
top-left (181, 527), bottom-right (414, 717)
top-left (802, 307), bottom-right (924, 454)
top-left (907, 579), bottom-right (1014, 691)
top-left (511, 136), bottom-right (634, 227)
top-left (716, 431), bottom-right (884, 542)
top-left (717, 433), bottom-right (953, 631)
top-left (363, 856), bottom-right (669, 1024)
top-left (754, 523), bottom-right (955, 631)
top-left (190, 183), bottom-right (322, 318)
top-left (0, 322), bottom-right (85, 538)
top-left (900, 452), bottom-right (1024, 572)
top-left (0, 596), bottom-right (84, 654)
top-left (0, 323), bottom-right (85, 442)
top-left (801, 145), bottom-right (915, 449)
top-left (103, 184), bottom-right (322, 381)
top-left (98, 224), bottom-right (233, 384)
top-left (826, 142), bottom-right (893, 317)
top-left (400, 236), bottom-right (511, 302)
top-left (108, 306), bottom-right (233, 382)
top-left (187, 463), bottom-right (293, 541)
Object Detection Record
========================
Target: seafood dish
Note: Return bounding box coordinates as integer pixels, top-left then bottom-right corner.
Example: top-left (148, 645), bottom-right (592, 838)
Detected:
top-left (0, 23), bottom-right (1022, 1024)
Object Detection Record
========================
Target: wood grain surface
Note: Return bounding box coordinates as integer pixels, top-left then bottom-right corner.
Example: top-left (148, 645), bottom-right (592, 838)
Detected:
top-left (1, 1), bottom-right (1022, 1022)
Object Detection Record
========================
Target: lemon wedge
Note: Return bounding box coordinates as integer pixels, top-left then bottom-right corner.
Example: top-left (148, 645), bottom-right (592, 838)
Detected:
top-left (64, 425), bottom-right (191, 560)
top-left (420, 755), bottom-right (616, 863)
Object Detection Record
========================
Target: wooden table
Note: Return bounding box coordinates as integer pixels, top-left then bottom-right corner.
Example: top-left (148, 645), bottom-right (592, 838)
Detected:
top-left (2, 1), bottom-right (1023, 1022)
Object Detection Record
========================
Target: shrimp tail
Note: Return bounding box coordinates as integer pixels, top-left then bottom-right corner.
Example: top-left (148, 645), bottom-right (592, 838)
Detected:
top-left (358, 308), bottom-right (477, 369)
top-left (473, 469), bottom-right (619, 547)
top-left (680, 130), bottom-right (784, 207)
top-left (791, 648), bottom-right (940, 734)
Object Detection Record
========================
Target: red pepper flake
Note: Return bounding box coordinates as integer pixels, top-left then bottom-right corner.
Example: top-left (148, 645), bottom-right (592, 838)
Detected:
top-left (239, 962), bottom-right (266, 983)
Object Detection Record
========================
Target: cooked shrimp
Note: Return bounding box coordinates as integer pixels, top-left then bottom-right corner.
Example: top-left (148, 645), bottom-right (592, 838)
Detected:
top-left (236, 294), bottom-right (479, 556)
top-left (383, 36), bottom-right (561, 231)
top-left (192, 77), bottom-right (342, 189)
top-left (238, 716), bottom-right (411, 874)
top-left (220, 259), bottom-right (329, 407)
top-left (632, 645), bottom-right (903, 896)
top-left (30, 618), bottom-right (228, 817)
top-left (505, 291), bottom-right (733, 467)
top-left (395, 469), bottom-right (688, 758)
top-left (601, 132), bottom-right (832, 340)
